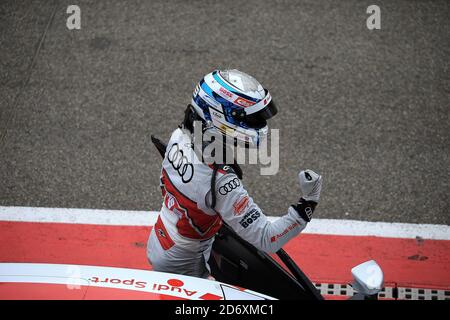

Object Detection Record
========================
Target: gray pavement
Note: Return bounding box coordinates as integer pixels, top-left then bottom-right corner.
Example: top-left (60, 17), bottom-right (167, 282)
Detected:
top-left (0, 0), bottom-right (449, 224)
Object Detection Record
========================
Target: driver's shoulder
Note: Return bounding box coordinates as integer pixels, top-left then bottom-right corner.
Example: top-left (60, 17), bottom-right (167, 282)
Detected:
top-left (213, 165), bottom-right (245, 196)
top-left (212, 164), bottom-right (238, 177)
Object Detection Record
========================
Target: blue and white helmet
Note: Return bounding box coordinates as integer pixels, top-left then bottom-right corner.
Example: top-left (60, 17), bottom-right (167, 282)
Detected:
top-left (191, 69), bottom-right (278, 147)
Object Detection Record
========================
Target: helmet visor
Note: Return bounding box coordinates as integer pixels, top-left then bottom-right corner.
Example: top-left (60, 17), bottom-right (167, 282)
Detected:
top-left (243, 100), bottom-right (278, 129)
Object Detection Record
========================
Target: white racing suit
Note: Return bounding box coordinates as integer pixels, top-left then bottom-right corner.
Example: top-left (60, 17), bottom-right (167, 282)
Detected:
top-left (147, 128), bottom-right (308, 278)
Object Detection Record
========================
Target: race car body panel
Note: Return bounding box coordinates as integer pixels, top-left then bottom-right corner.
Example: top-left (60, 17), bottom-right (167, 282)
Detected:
top-left (0, 263), bottom-right (274, 300)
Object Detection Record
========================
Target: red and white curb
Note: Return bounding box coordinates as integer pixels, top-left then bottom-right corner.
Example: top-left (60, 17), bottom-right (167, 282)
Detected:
top-left (1, 206), bottom-right (449, 240)
top-left (1, 206), bottom-right (449, 299)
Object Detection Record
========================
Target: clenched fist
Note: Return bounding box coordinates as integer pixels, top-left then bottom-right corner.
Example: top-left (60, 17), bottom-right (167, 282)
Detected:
top-left (298, 169), bottom-right (323, 203)
top-left (292, 170), bottom-right (323, 222)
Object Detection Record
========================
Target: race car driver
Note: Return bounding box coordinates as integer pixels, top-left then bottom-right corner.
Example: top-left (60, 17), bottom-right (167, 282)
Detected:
top-left (147, 69), bottom-right (323, 278)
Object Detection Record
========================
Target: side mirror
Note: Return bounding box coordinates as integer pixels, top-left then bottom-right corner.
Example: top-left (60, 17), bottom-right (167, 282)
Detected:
top-left (351, 260), bottom-right (384, 299)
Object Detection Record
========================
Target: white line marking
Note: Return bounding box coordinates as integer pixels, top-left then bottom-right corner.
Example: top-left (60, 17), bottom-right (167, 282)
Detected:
top-left (0, 206), bottom-right (157, 226)
top-left (0, 206), bottom-right (449, 240)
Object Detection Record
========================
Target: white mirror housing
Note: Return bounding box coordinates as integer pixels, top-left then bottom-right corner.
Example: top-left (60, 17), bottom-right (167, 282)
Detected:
top-left (351, 260), bottom-right (384, 296)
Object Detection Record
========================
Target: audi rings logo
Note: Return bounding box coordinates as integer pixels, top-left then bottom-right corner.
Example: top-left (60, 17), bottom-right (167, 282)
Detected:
top-left (219, 178), bottom-right (240, 195)
top-left (305, 207), bottom-right (313, 220)
top-left (167, 144), bottom-right (194, 183)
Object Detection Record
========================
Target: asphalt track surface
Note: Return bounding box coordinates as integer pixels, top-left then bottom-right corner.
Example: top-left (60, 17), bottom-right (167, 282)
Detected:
top-left (0, 0), bottom-right (449, 224)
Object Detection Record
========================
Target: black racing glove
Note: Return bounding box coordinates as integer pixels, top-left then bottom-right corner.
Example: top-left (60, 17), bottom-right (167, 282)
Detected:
top-left (292, 197), bottom-right (317, 222)
top-left (293, 169), bottom-right (322, 222)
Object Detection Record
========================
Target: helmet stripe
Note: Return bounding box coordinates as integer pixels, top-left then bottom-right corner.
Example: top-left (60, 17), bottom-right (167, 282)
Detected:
top-left (212, 72), bottom-right (259, 103)
top-left (200, 79), bottom-right (215, 98)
